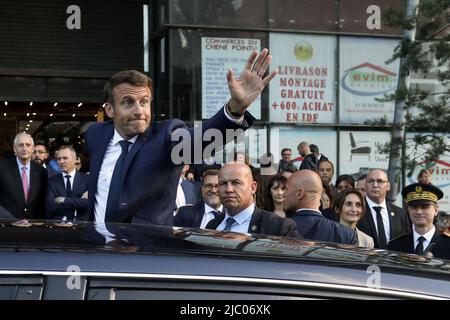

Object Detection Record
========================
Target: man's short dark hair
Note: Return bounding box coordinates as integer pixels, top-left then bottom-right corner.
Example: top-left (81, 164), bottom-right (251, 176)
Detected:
top-left (281, 148), bottom-right (291, 154)
top-left (309, 144), bottom-right (319, 154)
top-left (104, 70), bottom-right (153, 105)
top-left (202, 169), bottom-right (220, 180)
top-left (34, 141), bottom-right (48, 152)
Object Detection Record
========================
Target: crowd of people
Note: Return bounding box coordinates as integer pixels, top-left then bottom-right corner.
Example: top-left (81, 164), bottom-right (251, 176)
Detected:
top-left (0, 48), bottom-right (448, 260)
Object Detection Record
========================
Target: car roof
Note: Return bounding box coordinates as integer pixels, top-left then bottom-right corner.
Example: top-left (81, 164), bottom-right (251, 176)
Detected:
top-left (0, 219), bottom-right (449, 276)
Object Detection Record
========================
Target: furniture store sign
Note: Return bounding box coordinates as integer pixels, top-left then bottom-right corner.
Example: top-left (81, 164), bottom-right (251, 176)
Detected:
top-left (339, 37), bottom-right (400, 124)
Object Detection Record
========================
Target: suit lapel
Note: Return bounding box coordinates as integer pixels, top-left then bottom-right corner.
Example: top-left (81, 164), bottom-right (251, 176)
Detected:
top-left (386, 203), bottom-right (396, 238)
top-left (193, 202), bottom-right (205, 228)
top-left (56, 174), bottom-right (66, 195)
top-left (425, 230), bottom-right (441, 253)
top-left (363, 199), bottom-right (379, 243)
top-left (248, 207), bottom-right (261, 233)
top-left (88, 125), bottom-right (114, 217)
top-left (8, 159), bottom-right (25, 202)
top-left (210, 213), bottom-right (225, 230)
top-left (122, 131), bottom-right (147, 176)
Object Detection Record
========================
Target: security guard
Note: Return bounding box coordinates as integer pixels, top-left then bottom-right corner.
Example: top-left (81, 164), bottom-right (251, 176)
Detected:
top-left (432, 211), bottom-right (450, 259)
top-left (387, 183), bottom-right (444, 258)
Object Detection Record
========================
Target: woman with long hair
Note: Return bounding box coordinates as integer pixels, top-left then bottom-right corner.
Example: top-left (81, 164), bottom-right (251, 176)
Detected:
top-left (266, 175), bottom-right (288, 218)
top-left (334, 188), bottom-right (374, 248)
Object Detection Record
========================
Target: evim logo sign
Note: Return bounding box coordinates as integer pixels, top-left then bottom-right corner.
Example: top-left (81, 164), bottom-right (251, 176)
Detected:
top-left (409, 160), bottom-right (450, 188)
top-left (341, 62), bottom-right (397, 96)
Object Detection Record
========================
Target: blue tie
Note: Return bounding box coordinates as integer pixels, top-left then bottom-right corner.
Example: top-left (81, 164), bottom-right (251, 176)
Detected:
top-left (105, 140), bottom-right (131, 221)
top-left (223, 217), bottom-right (236, 232)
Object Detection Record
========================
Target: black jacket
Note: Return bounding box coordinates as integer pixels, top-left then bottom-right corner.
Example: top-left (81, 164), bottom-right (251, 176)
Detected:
top-left (0, 157), bottom-right (47, 219)
top-left (357, 199), bottom-right (410, 249)
top-left (174, 202), bottom-right (206, 228)
top-left (299, 154), bottom-right (318, 171)
top-left (291, 209), bottom-right (358, 245)
top-left (387, 230), bottom-right (440, 256)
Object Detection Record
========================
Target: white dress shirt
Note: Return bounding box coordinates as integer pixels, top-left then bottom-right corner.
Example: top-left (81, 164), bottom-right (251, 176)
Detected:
top-left (200, 203), bottom-right (223, 229)
top-left (413, 226), bottom-right (436, 252)
top-left (175, 178), bottom-right (187, 212)
top-left (366, 197), bottom-right (391, 241)
top-left (94, 130), bottom-right (137, 222)
top-left (217, 203), bottom-right (254, 234)
top-left (62, 169), bottom-right (77, 220)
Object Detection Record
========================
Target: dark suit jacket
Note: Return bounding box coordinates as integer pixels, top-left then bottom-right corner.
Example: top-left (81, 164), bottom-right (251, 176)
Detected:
top-left (46, 171), bottom-right (89, 220)
top-left (205, 207), bottom-right (298, 237)
top-left (357, 199), bottom-right (410, 249)
top-left (432, 233), bottom-right (450, 260)
top-left (85, 108), bottom-right (253, 225)
top-left (291, 209), bottom-right (358, 245)
top-left (0, 157), bottom-right (47, 219)
top-left (387, 230), bottom-right (440, 255)
top-left (0, 205), bottom-right (14, 219)
top-left (174, 202), bottom-right (206, 228)
top-left (299, 154), bottom-right (318, 171)
top-left (180, 179), bottom-right (202, 207)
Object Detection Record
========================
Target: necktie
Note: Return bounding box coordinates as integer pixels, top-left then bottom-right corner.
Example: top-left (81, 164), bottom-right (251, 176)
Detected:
top-left (415, 236), bottom-right (426, 255)
top-left (105, 140), bottom-right (131, 221)
top-left (373, 206), bottom-right (388, 248)
top-left (212, 210), bottom-right (221, 219)
top-left (21, 167), bottom-right (28, 202)
top-left (223, 217), bottom-right (236, 232)
top-left (65, 175), bottom-right (72, 197)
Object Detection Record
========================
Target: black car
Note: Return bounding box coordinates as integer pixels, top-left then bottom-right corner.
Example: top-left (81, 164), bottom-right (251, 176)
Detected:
top-left (0, 219), bottom-right (449, 300)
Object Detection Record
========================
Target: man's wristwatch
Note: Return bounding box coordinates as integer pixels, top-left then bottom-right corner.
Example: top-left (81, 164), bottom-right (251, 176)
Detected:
top-left (226, 102), bottom-right (244, 118)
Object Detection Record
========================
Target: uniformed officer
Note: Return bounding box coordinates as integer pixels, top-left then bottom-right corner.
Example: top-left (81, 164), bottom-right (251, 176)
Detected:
top-left (387, 183), bottom-right (445, 258)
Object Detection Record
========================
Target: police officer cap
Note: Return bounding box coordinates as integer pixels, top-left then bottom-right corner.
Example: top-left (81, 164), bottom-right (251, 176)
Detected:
top-left (401, 183), bottom-right (444, 205)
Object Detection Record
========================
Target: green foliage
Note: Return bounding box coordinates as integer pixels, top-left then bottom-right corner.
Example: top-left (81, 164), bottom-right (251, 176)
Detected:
top-left (380, 0), bottom-right (450, 174)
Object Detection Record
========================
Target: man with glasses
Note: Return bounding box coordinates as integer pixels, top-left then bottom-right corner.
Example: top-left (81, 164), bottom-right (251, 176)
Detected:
top-left (278, 148), bottom-right (297, 173)
top-left (31, 142), bottom-right (59, 177)
top-left (174, 169), bottom-right (222, 229)
top-left (357, 168), bottom-right (410, 249)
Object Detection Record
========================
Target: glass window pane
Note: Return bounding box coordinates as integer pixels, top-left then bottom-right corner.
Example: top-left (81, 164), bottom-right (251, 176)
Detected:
top-left (269, 0), bottom-right (338, 32)
top-left (195, 0), bottom-right (266, 28)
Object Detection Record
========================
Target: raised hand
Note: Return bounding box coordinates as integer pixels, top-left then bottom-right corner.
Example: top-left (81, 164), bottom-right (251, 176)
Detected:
top-left (227, 48), bottom-right (277, 115)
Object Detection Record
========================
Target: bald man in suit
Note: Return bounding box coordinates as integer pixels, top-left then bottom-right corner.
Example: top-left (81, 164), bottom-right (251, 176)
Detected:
top-left (206, 163), bottom-right (298, 237)
top-left (285, 170), bottom-right (357, 245)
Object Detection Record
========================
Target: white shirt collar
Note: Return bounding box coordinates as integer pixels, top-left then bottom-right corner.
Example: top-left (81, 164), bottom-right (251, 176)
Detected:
top-left (413, 225), bottom-right (436, 244)
top-left (112, 129), bottom-right (138, 145)
top-left (205, 203), bottom-right (223, 214)
top-left (62, 168), bottom-right (76, 178)
top-left (366, 196), bottom-right (387, 212)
